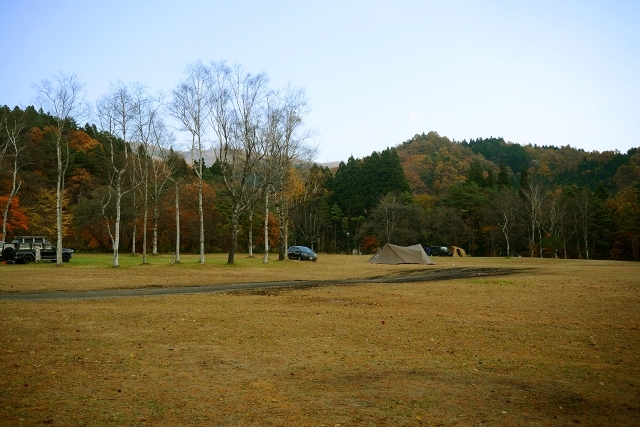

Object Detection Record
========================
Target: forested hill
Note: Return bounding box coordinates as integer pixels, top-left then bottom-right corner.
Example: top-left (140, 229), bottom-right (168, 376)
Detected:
top-left (397, 131), bottom-right (639, 196)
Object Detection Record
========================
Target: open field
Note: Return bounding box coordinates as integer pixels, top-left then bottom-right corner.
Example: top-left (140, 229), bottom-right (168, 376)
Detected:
top-left (1, 255), bottom-right (639, 426)
top-left (1, 253), bottom-right (421, 294)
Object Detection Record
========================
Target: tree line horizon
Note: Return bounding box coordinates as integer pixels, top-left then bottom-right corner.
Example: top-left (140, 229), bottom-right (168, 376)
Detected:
top-left (1, 66), bottom-right (639, 263)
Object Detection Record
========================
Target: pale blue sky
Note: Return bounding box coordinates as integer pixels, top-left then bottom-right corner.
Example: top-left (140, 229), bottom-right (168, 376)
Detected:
top-left (1, 0), bottom-right (638, 163)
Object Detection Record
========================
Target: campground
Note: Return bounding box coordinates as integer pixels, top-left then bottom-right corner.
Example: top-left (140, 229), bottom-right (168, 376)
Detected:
top-left (0, 254), bottom-right (638, 426)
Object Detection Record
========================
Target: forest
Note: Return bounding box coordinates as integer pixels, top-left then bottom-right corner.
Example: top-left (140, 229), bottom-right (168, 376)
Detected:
top-left (1, 72), bottom-right (639, 263)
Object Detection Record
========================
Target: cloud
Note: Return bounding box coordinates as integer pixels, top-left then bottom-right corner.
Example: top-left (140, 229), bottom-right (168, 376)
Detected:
top-left (409, 111), bottom-right (420, 119)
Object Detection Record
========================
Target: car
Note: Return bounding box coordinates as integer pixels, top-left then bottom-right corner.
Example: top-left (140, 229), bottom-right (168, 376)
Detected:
top-left (286, 246), bottom-right (318, 261)
top-left (428, 245), bottom-right (453, 256)
top-left (1, 236), bottom-right (74, 264)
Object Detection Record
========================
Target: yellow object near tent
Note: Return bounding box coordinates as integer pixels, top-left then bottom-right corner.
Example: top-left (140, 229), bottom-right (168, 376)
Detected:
top-left (368, 243), bottom-right (435, 265)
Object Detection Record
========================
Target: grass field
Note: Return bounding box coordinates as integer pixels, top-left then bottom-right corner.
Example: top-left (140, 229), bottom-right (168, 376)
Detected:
top-left (1, 254), bottom-right (639, 426)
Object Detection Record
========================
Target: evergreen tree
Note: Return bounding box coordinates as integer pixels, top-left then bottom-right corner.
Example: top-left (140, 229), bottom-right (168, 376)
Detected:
top-left (497, 165), bottom-right (511, 189)
top-left (486, 169), bottom-right (495, 188)
top-left (467, 161), bottom-right (486, 188)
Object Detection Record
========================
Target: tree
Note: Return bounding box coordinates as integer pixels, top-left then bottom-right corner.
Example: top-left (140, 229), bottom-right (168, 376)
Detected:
top-left (23, 189), bottom-right (72, 237)
top-left (164, 149), bottom-right (189, 263)
top-left (520, 175), bottom-right (546, 257)
top-left (493, 188), bottom-right (520, 257)
top-left (366, 193), bottom-right (422, 246)
top-left (169, 61), bottom-right (211, 264)
top-left (34, 72), bottom-right (87, 265)
top-left (496, 164), bottom-right (511, 189)
top-left (608, 187), bottom-right (640, 260)
top-left (96, 81), bottom-right (139, 267)
top-left (149, 122), bottom-right (176, 256)
top-left (541, 188), bottom-right (568, 258)
top-left (259, 85), bottom-right (315, 261)
top-left (443, 183), bottom-right (488, 256)
top-left (288, 165), bottom-right (329, 252)
top-left (467, 161), bottom-right (486, 188)
top-left (208, 61), bottom-right (271, 264)
top-left (0, 107), bottom-right (28, 241)
top-left (573, 186), bottom-right (593, 260)
top-left (131, 85), bottom-right (165, 262)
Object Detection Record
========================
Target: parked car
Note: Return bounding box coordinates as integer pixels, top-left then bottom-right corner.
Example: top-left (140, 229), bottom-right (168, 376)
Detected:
top-left (1, 236), bottom-right (74, 264)
top-left (286, 246), bottom-right (318, 261)
top-left (429, 245), bottom-right (453, 256)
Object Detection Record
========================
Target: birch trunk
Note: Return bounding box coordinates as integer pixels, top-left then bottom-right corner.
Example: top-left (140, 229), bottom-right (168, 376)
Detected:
top-left (175, 182), bottom-right (181, 263)
top-left (248, 207), bottom-right (254, 257)
top-left (263, 191), bottom-right (269, 264)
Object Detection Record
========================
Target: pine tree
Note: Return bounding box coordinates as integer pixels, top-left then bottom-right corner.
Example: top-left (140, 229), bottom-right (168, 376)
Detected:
top-left (497, 165), bottom-right (511, 189)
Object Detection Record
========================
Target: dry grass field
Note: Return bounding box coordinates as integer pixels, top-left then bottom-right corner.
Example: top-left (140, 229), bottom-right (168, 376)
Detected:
top-left (1, 255), bottom-right (639, 426)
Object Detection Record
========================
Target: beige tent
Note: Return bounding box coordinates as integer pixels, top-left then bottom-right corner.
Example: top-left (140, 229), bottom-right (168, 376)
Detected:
top-left (368, 243), bottom-right (435, 265)
top-left (449, 246), bottom-right (467, 257)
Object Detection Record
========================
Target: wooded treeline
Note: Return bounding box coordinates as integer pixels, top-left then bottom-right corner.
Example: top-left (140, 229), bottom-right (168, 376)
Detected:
top-left (2, 85), bottom-right (639, 262)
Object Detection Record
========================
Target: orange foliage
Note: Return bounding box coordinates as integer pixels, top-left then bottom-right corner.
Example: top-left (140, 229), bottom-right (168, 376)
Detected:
top-left (254, 212), bottom-right (281, 248)
top-left (79, 218), bottom-right (112, 251)
top-left (67, 169), bottom-right (95, 200)
top-left (0, 195), bottom-right (29, 239)
top-left (28, 126), bottom-right (44, 142)
top-left (361, 234), bottom-right (380, 254)
top-left (69, 130), bottom-right (99, 151)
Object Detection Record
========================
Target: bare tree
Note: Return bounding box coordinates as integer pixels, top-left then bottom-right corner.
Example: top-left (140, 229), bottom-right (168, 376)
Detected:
top-left (148, 118), bottom-right (175, 256)
top-left (494, 189), bottom-right (520, 257)
top-left (208, 62), bottom-right (270, 264)
top-left (521, 176), bottom-right (546, 257)
top-left (541, 188), bottom-right (567, 258)
top-left (131, 85), bottom-right (165, 263)
top-left (256, 86), bottom-right (316, 262)
top-left (169, 61), bottom-right (210, 264)
top-left (574, 187), bottom-right (592, 260)
top-left (366, 193), bottom-right (423, 247)
top-left (0, 108), bottom-right (28, 241)
top-left (165, 149), bottom-right (189, 264)
top-left (34, 73), bottom-right (87, 266)
top-left (96, 81), bottom-right (139, 267)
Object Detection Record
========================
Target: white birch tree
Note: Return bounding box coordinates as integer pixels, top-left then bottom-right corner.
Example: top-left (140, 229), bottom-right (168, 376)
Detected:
top-left (169, 61), bottom-right (210, 264)
top-left (0, 108), bottom-right (28, 242)
top-left (131, 85), bottom-right (164, 263)
top-left (96, 81), bottom-right (139, 267)
top-left (208, 61), bottom-right (270, 264)
top-left (34, 73), bottom-right (87, 266)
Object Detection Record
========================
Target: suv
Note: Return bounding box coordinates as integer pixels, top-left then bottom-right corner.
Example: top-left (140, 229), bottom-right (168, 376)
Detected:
top-left (286, 246), bottom-right (318, 262)
top-left (428, 245), bottom-right (453, 257)
top-left (1, 236), bottom-right (74, 264)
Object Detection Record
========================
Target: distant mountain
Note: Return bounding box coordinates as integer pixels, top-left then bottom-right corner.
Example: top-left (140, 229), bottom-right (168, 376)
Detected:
top-left (315, 161), bottom-right (341, 169)
top-left (176, 147), bottom-right (218, 166)
top-left (177, 147), bottom-right (341, 170)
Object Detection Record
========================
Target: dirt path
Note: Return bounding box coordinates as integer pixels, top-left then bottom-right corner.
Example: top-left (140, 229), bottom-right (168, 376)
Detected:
top-left (0, 267), bottom-right (515, 301)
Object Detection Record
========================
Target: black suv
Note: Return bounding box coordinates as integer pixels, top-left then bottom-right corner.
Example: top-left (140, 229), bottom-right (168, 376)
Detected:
top-left (1, 236), bottom-right (74, 264)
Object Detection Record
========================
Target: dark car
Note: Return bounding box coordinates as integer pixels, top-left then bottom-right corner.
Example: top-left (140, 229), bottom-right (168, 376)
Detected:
top-left (429, 245), bottom-right (453, 256)
top-left (286, 246), bottom-right (318, 261)
top-left (1, 236), bottom-right (74, 264)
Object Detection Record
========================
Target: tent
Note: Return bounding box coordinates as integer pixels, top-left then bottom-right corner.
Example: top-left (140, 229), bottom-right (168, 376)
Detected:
top-left (368, 243), bottom-right (435, 265)
top-left (449, 246), bottom-right (467, 257)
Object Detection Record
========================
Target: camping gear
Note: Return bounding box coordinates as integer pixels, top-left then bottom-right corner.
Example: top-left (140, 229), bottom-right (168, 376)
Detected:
top-left (368, 243), bottom-right (435, 265)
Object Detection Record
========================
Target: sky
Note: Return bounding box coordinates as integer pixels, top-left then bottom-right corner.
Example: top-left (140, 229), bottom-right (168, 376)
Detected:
top-left (1, 0), bottom-right (639, 163)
